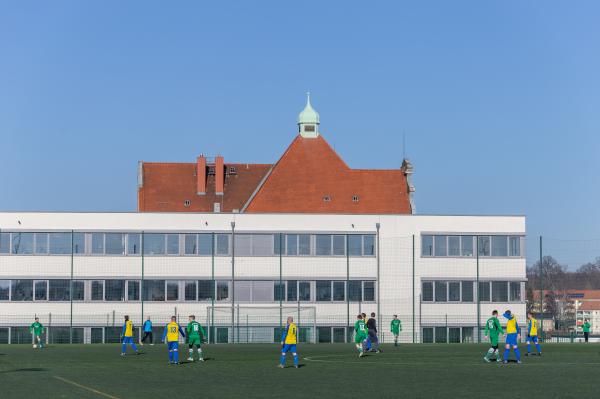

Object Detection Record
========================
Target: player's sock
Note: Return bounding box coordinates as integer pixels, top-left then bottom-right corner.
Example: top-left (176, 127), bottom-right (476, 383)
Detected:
top-left (280, 354), bottom-right (286, 366)
top-left (526, 343), bottom-right (531, 353)
top-left (168, 350), bottom-right (173, 362)
top-left (131, 343), bottom-right (138, 352)
top-left (198, 348), bottom-right (203, 359)
top-left (485, 348), bottom-right (493, 359)
top-left (121, 343), bottom-right (126, 354)
top-left (515, 348), bottom-right (521, 361)
top-left (188, 349), bottom-right (193, 358)
top-left (494, 349), bottom-right (501, 360)
top-left (536, 344), bottom-right (541, 353)
top-left (174, 350), bottom-right (179, 363)
top-left (503, 348), bottom-right (510, 361)
top-left (293, 354), bottom-right (299, 366)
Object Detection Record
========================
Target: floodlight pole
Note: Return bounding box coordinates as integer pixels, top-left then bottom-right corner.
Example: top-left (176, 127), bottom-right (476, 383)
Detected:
top-left (70, 230), bottom-right (74, 344)
top-left (231, 221), bottom-right (235, 344)
top-left (476, 236), bottom-right (481, 344)
top-left (539, 236), bottom-right (543, 339)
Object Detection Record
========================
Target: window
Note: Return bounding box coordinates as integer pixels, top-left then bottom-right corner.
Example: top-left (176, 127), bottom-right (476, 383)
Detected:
top-left (422, 282), bottom-right (434, 302)
top-left (509, 236), bottom-right (521, 257)
top-left (216, 234), bottom-right (229, 255)
top-left (478, 236), bottom-right (491, 256)
top-left (461, 236), bottom-right (474, 257)
top-left (73, 233), bottom-right (85, 254)
top-left (143, 280), bottom-right (165, 301)
top-left (274, 281), bottom-right (285, 301)
top-left (478, 282), bottom-right (490, 302)
top-left (198, 234), bottom-right (212, 255)
top-left (333, 281), bottom-right (345, 301)
top-left (363, 235), bottom-right (375, 255)
top-left (492, 236), bottom-right (508, 257)
top-left (449, 327), bottom-right (461, 343)
top-left (492, 281), bottom-right (508, 302)
top-left (363, 281), bottom-right (375, 301)
top-left (287, 280), bottom-right (297, 301)
top-left (49, 280), bottom-right (70, 301)
top-left (448, 282), bottom-right (460, 302)
top-left (434, 236), bottom-right (447, 256)
top-left (299, 235), bottom-right (311, 255)
top-left (0, 233), bottom-right (10, 253)
top-left (448, 236), bottom-right (460, 256)
top-left (352, 195), bottom-right (359, 202)
top-left (252, 235), bottom-right (273, 256)
top-left (34, 280), bottom-right (47, 300)
top-left (348, 280), bottom-right (362, 301)
top-left (332, 235), bottom-right (346, 255)
top-left (421, 235), bottom-right (433, 256)
top-left (198, 280), bottom-right (214, 300)
top-left (348, 235), bottom-right (362, 256)
top-left (185, 281), bottom-right (197, 301)
top-left (461, 281), bottom-right (474, 302)
top-left (34, 233), bottom-right (48, 254)
top-left (166, 234), bottom-right (179, 255)
top-left (435, 281), bottom-right (447, 302)
top-left (316, 281), bottom-right (332, 301)
top-left (91, 280), bottom-right (104, 301)
top-left (509, 282), bottom-right (521, 302)
top-left (252, 281), bottom-right (273, 302)
top-left (128, 281), bottom-right (140, 300)
top-left (12, 233), bottom-right (33, 254)
top-left (11, 280), bottom-right (33, 301)
top-left (127, 233), bottom-right (141, 255)
top-left (299, 281), bottom-right (311, 301)
top-left (216, 281), bottom-right (229, 301)
top-left (316, 235), bottom-right (332, 256)
top-left (435, 327), bottom-right (447, 343)
top-left (0, 280), bottom-right (9, 300)
top-left (286, 234), bottom-right (298, 255)
top-left (91, 233), bottom-right (104, 254)
top-left (235, 235), bottom-right (252, 256)
top-left (144, 234), bottom-right (165, 255)
top-left (72, 280), bottom-right (85, 301)
top-left (166, 281), bottom-right (179, 300)
top-left (49, 233), bottom-right (71, 254)
top-left (235, 281), bottom-right (252, 302)
top-left (274, 234), bottom-right (282, 255)
top-left (422, 327), bottom-right (434, 343)
top-left (105, 233), bottom-right (125, 255)
top-left (105, 280), bottom-right (125, 301)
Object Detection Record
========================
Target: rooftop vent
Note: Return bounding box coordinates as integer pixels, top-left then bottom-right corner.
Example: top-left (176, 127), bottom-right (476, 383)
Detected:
top-left (352, 195), bottom-right (359, 202)
top-left (323, 195), bottom-right (331, 202)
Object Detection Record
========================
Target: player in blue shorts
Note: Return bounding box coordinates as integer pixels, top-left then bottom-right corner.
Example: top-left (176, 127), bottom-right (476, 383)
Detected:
top-left (502, 310), bottom-right (521, 364)
top-left (525, 312), bottom-right (542, 356)
top-left (279, 316), bottom-right (299, 369)
top-left (121, 315), bottom-right (139, 356)
top-left (162, 316), bottom-right (186, 365)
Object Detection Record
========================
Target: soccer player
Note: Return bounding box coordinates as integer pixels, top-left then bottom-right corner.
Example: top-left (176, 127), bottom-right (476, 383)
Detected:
top-left (141, 317), bottom-right (153, 346)
top-left (391, 315), bottom-right (402, 347)
top-left (186, 315), bottom-right (206, 362)
top-left (502, 310), bottom-right (521, 364)
top-left (483, 310), bottom-right (503, 362)
top-left (121, 315), bottom-right (139, 356)
top-left (278, 316), bottom-right (299, 369)
top-left (525, 312), bottom-right (542, 356)
top-left (367, 312), bottom-right (381, 353)
top-left (362, 312), bottom-right (371, 351)
top-left (162, 316), bottom-right (186, 365)
top-left (29, 317), bottom-right (44, 349)
top-left (354, 314), bottom-right (368, 357)
top-left (582, 318), bottom-right (591, 342)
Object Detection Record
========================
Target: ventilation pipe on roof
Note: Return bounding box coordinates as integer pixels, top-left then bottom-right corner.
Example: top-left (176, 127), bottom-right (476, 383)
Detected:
top-left (197, 155), bottom-right (206, 195)
top-left (215, 155), bottom-right (224, 196)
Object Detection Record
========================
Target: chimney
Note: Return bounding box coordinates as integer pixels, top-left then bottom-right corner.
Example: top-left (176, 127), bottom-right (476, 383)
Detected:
top-left (215, 155), bottom-right (224, 195)
top-left (196, 155), bottom-right (206, 195)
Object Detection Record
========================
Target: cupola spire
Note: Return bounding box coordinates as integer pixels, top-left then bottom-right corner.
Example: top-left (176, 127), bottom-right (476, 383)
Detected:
top-left (297, 92), bottom-right (320, 138)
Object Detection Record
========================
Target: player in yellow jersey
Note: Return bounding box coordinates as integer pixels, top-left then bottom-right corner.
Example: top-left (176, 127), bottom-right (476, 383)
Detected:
top-left (120, 315), bottom-right (140, 356)
top-left (278, 316), bottom-right (299, 368)
top-left (525, 312), bottom-right (542, 356)
top-left (162, 316), bottom-right (186, 365)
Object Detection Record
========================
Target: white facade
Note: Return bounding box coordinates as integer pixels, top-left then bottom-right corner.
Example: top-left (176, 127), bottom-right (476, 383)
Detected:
top-left (0, 212), bottom-right (526, 344)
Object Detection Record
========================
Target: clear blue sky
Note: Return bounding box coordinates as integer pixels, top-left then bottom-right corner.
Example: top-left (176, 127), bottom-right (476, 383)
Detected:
top-left (1, 1), bottom-right (599, 268)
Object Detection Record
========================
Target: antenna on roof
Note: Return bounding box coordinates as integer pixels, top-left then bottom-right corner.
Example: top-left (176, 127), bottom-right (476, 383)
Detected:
top-left (402, 131), bottom-right (406, 160)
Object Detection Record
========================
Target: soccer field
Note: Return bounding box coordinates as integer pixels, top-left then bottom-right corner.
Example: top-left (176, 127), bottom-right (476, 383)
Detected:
top-left (0, 343), bottom-right (598, 398)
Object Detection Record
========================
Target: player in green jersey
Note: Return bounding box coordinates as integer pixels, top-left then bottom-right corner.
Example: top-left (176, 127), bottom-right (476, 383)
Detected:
top-left (390, 315), bottom-right (402, 347)
top-left (29, 317), bottom-right (44, 349)
top-left (484, 310), bottom-right (504, 362)
top-left (186, 315), bottom-right (206, 362)
top-left (354, 314), bottom-right (368, 358)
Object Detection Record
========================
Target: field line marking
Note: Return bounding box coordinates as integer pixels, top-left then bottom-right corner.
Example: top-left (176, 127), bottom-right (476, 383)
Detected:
top-left (303, 357), bottom-right (600, 367)
top-left (53, 376), bottom-right (121, 399)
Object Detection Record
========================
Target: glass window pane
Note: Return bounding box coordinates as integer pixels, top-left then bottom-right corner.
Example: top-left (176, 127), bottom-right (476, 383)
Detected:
top-left (299, 281), bottom-right (311, 301)
top-left (198, 234), bottom-right (212, 255)
top-left (91, 280), bottom-right (104, 301)
top-left (348, 280), bottom-right (362, 301)
top-left (462, 327), bottom-right (474, 343)
top-left (510, 282), bottom-right (521, 302)
top-left (144, 234), bottom-right (165, 255)
top-left (287, 280), bottom-right (297, 301)
top-left (448, 282), bottom-right (460, 301)
top-left (0, 233), bottom-right (10, 253)
top-left (363, 235), bottom-right (375, 256)
top-left (478, 236), bottom-right (491, 256)
top-left (435, 281), bottom-right (447, 302)
top-left (274, 281), bottom-right (285, 301)
top-left (34, 233), bottom-right (48, 254)
top-left (315, 235), bottom-right (332, 256)
top-left (49, 233), bottom-right (71, 254)
top-left (422, 282), bottom-right (434, 301)
top-left (185, 281), bottom-right (197, 300)
top-left (11, 280), bottom-right (33, 301)
top-left (434, 236), bottom-right (447, 256)
top-left (73, 233), bottom-right (85, 254)
top-left (198, 280), bottom-right (214, 301)
top-left (332, 235), bottom-right (345, 255)
top-left (252, 281), bottom-right (273, 302)
top-left (72, 280), bottom-right (84, 301)
top-left (234, 234), bottom-right (252, 256)
top-left (12, 233), bottom-right (33, 254)
top-left (478, 282), bottom-right (490, 302)
top-left (448, 236), bottom-right (460, 256)
top-left (105, 280), bottom-right (125, 301)
top-left (166, 234), bottom-right (179, 255)
top-left (363, 281), bottom-right (375, 301)
top-left (348, 235), bottom-right (362, 256)
top-left (299, 235), bottom-right (311, 255)
top-left (91, 233), bottom-right (104, 255)
top-left (461, 236), bottom-right (474, 257)
top-left (421, 235), bottom-right (433, 256)
top-left (252, 235), bottom-right (273, 256)
top-left (286, 234), bottom-right (298, 255)
top-left (435, 327), bottom-right (447, 343)
top-left (492, 236), bottom-right (508, 257)
top-left (143, 280), bottom-right (165, 301)
top-left (333, 281), bottom-right (345, 301)
top-left (509, 236), bottom-right (521, 256)
top-left (49, 280), bottom-right (70, 301)
top-left (216, 281), bottom-right (229, 301)
top-left (461, 281), bottom-right (474, 302)
top-left (492, 281), bottom-right (508, 302)
top-left (105, 233), bottom-right (125, 255)
top-left (128, 281), bottom-right (140, 300)
top-left (34, 280), bottom-right (47, 301)
top-left (316, 281), bottom-right (332, 301)
top-left (216, 234), bottom-right (229, 255)
top-left (422, 327), bottom-right (434, 343)
top-left (184, 234), bottom-right (197, 255)
top-left (449, 327), bottom-right (461, 343)
top-left (166, 281), bottom-right (179, 300)
top-left (274, 234), bottom-right (282, 255)
top-left (127, 233), bottom-right (141, 255)
top-left (0, 280), bottom-right (9, 300)
top-left (234, 281), bottom-right (252, 302)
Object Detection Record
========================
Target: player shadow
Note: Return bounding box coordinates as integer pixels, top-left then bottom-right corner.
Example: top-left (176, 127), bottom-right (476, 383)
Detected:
top-left (0, 367), bottom-right (48, 373)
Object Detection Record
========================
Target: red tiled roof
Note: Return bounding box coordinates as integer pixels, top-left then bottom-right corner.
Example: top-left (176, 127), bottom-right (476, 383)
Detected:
top-left (579, 301), bottom-right (600, 311)
top-left (534, 290), bottom-right (600, 301)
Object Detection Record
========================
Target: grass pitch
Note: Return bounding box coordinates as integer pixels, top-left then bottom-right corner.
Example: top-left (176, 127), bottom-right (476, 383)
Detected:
top-left (0, 343), bottom-right (598, 398)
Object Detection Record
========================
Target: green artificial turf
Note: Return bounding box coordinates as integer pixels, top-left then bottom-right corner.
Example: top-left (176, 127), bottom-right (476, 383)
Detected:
top-left (0, 343), bottom-right (598, 398)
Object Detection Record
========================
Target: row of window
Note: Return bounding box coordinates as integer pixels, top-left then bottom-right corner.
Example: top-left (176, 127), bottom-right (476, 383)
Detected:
top-left (0, 279), bottom-right (376, 303)
top-left (0, 232), bottom-right (376, 257)
top-left (421, 235), bottom-right (523, 257)
top-left (422, 326), bottom-right (475, 343)
top-left (421, 280), bottom-right (522, 303)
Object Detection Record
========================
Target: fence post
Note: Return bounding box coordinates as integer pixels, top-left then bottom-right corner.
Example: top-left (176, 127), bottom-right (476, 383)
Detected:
top-left (141, 232), bottom-right (145, 329)
top-left (70, 230), bottom-right (74, 344)
top-left (346, 233), bottom-right (350, 342)
top-left (476, 236), bottom-right (481, 343)
top-left (412, 234), bottom-right (415, 344)
top-left (230, 222), bottom-right (235, 344)
top-left (539, 235), bottom-right (544, 339)
top-left (375, 223), bottom-right (381, 339)
top-left (211, 232), bottom-right (215, 344)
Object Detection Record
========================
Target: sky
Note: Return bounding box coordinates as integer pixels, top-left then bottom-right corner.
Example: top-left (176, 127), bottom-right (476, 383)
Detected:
top-left (1, 1), bottom-right (599, 268)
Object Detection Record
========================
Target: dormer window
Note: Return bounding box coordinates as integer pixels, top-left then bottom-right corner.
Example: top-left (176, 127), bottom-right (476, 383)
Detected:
top-left (352, 195), bottom-right (359, 202)
top-left (304, 125), bottom-right (315, 132)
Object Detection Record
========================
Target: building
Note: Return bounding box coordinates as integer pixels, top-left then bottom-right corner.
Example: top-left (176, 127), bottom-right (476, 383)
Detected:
top-left (577, 302), bottom-right (600, 335)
